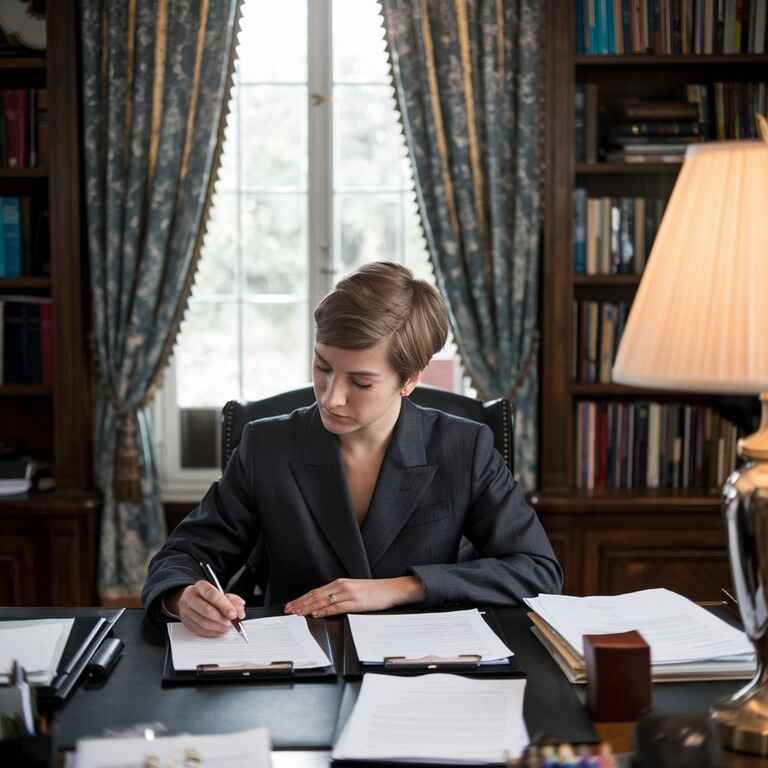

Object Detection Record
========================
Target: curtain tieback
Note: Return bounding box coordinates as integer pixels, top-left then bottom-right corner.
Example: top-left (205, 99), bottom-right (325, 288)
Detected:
top-left (115, 409), bottom-right (143, 503)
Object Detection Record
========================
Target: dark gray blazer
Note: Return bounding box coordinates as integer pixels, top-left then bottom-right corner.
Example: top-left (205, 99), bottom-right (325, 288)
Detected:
top-left (142, 399), bottom-right (562, 622)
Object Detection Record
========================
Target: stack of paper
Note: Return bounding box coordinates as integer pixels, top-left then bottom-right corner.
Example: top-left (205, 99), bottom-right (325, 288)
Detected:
top-left (72, 727), bottom-right (271, 768)
top-left (0, 618), bottom-right (74, 684)
top-left (348, 609), bottom-right (513, 664)
top-left (332, 673), bottom-right (528, 764)
top-left (525, 588), bottom-right (755, 683)
top-left (168, 614), bottom-right (330, 670)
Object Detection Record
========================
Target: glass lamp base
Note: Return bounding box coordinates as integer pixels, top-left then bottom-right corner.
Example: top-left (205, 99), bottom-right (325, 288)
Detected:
top-left (712, 687), bottom-right (768, 756)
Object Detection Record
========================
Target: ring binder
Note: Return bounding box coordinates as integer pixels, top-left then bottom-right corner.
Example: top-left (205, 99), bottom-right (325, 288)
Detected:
top-left (383, 654), bottom-right (482, 671)
top-left (195, 660), bottom-right (294, 677)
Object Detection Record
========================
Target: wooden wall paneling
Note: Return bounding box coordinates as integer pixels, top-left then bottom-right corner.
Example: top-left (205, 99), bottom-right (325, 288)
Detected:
top-left (49, 518), bottom-right (83, 605)
top-left (0, 530), bottom-right (37, 605)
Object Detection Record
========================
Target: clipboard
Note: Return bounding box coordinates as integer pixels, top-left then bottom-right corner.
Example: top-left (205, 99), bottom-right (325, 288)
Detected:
top-left (342, 609), bottom-right (524, 680)
top-left (161, 616), bottom-right (337, 685)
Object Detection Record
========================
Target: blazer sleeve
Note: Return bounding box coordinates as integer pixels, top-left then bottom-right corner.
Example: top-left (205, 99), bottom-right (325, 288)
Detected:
top-left (408, 424), bottom-right (563, 606)
top-left (141, 422), bottom-right (263, 624)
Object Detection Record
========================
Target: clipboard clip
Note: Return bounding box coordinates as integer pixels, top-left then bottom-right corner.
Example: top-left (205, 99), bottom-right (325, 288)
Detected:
top-left (383, 654), bottom-right (482, 671)
top-left (195, 660), bottom-right (294, 677)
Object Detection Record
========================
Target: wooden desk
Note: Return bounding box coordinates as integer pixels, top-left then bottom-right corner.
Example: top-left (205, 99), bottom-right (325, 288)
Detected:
top-left (0, 606), bottom-right (759, 765)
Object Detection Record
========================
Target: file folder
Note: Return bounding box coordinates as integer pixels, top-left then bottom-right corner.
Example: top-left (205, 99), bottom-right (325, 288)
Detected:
top-left (342, 609), bottom-right (523, 680)
top-left (161, 616), bottom-right (337, 685)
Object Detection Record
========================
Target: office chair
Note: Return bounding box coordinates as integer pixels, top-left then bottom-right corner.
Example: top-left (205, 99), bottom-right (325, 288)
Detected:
top-left (220, 385), bottom-right (515, 602)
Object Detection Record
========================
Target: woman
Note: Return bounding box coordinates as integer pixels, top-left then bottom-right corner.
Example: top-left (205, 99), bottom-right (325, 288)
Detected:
top-left (142, 262), bottom-right (561, 636)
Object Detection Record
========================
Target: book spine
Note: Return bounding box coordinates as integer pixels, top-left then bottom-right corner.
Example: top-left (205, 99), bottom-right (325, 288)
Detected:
top-left (634, 198), bottom-right (646, 274)
top-left (576, 0), bottom-right (587, 53)
top-left (40, 302), bottom-right (53, 388)
top-left (1, 197), bottom-right (22, 277)
top-left (585, 84), bottom-right (600, 164)
top-left (2, 90), bottom-right (28, 169)
top-left (573, 188), bottom-right (587, 274)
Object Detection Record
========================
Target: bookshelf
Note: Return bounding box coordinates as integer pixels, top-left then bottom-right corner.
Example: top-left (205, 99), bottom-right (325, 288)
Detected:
top-left (0, 1), bottom-right (98, 606)
top-left (536, 6), bottom-right (767, 600)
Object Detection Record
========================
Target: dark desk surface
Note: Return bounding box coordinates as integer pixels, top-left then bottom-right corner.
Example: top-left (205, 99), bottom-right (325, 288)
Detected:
top-left (0, 606), bottom-right (749, 755)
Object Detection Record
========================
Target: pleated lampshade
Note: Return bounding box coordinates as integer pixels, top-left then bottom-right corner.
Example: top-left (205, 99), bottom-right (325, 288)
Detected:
top-left (612, 139), bottom-right (768, 394)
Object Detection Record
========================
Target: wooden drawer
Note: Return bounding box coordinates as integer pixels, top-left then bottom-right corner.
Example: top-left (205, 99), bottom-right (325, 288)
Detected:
top-left (583, 528), bottom-right (729, 601)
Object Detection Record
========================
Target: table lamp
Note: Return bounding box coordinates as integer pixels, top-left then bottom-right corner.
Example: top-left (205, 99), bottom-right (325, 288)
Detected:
top-left (612, 117), bottom-right (768, 755)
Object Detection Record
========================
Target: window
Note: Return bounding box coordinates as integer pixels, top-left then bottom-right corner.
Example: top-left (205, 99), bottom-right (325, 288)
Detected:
top-left (155, 0), bottom-right (464, 500)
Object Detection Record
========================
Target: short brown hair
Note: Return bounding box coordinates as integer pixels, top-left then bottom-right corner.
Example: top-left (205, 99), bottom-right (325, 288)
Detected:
top-left (314, 261), bottom-right (449, 383)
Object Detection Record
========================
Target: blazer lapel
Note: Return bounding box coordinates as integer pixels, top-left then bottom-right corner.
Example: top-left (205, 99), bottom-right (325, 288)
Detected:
top-left (362, 400), bottom-right (437, 569)
top-left (289, 406), bottom-right (372, 579)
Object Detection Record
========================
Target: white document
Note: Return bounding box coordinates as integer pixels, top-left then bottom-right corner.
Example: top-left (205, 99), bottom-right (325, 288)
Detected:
top-left (73, 726), bottom-right (271, 768)
top-left (348, 609), bottom-right (513, 664)
top-left (168, 614), bottom-right (331, 670)
top-left (525, 588), bottom-right (753, 665)
top-left (332, 673), bottom-right (529, 763)
top-left (0, 618), bottom-right (74, 684)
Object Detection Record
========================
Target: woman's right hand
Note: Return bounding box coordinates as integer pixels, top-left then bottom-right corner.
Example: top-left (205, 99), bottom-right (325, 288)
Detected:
top-left (168, 581), bottom-right (246, 637)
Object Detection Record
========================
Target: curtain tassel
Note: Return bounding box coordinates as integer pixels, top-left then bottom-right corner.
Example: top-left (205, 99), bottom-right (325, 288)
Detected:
top-left (115, 411), bottom-right (143, 503)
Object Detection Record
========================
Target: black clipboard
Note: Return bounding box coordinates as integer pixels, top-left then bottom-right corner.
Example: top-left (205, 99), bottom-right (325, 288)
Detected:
top-left (162, 616), bottom-right (337, 685)
top-left (1, 616), bottom-right (115, 707)
top-left (342, 609), bottom-right (524, 680)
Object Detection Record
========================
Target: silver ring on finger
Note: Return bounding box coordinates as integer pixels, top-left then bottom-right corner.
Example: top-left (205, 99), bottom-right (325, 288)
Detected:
top-left (328, 593), bottom-right (336, 605)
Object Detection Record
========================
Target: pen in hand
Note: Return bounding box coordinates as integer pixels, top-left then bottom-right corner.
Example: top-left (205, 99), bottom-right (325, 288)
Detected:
top-left (199, 561), bottom-right (249, 644)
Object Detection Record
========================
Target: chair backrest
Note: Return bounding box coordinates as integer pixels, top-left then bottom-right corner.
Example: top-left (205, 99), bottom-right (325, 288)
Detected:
top-left (221, 384), bottom-right (515, 475)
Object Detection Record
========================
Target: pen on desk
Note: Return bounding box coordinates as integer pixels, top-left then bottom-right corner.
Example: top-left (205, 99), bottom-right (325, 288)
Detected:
top-left (721, 587), bottom-right (738, 606)
top-left (721, 587), bottom-right (741, 619)
top-left (199, 561), bottom-right (249, 644)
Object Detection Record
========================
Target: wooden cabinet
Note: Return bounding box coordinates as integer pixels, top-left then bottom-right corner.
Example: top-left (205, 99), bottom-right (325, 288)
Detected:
top-left (534, 492), bottom-right (731, 600)
top-left (0, 2), bottom-right (98, 605)
top-left (0, 494), bottom-right (98, 605)
top-left (537, 8), bottom-right (766, 598)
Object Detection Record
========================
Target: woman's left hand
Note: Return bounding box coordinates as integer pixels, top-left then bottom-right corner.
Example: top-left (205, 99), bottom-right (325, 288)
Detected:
top-left (284, 576), bottom-right (426, 618)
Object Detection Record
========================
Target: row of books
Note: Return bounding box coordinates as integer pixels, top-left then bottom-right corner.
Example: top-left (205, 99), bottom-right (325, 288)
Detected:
top-left (712, 80), bottom-right (768, 138)
top-left (576, 0), bottom-right (768, 55)
top-left (0, 196), bottom-right (49, 277)
top-left (0, 296), bottom-right (53, 386)
top-left (575, 83), bottom-right (767, 164)
top-left (0, 89), bottom-right (47, 169)
top-left (572, 192), bottom-right (666, 274)
top-left (575, 400), bottom-right (740, 492)
top-left (572, 300), bottom-right (630, 383)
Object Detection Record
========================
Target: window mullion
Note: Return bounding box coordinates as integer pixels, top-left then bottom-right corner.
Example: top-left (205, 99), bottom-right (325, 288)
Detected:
top-left (307, 0), bottom-right (333, 376)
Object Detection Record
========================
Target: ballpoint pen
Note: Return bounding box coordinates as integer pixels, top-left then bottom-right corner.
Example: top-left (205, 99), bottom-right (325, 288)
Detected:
top-left (199, 561), bottom-right (249, 644)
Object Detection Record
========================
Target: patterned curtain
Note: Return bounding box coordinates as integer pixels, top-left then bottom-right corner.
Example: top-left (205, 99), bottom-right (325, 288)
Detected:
top-left (80, 0), bottom-right (241, 599)
top-left (379, 0), bottom-right (543, 489)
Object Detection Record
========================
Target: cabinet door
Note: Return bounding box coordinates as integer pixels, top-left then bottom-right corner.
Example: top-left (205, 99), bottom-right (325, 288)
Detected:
top-left (0, 534), bottom-right (37, 605)
top-left (584, 529), bottom-right (729, 601)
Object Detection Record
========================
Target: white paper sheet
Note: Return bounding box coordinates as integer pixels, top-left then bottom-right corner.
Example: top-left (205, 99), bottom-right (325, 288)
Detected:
top-left (525, 588), bottom-right (753, 665)
top-left (332, 673), bottom-right (528, 763)
top-left (348, 610), bottom-right (513, 664)
top-left (168, 614), bottom-right (331, 670)
top-left (0, 618), bottom-right (74, 684)
top-left (73, 726), bottom-right (271, 768)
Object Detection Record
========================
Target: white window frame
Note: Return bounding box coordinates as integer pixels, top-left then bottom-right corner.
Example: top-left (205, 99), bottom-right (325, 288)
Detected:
top-left (155, 1), bottom-right (340, 501)
top-left (154, 1), bottom-right (467, 502)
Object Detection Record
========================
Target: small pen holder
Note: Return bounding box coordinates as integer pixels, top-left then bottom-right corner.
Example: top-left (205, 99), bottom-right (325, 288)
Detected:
top-left (583, 630), bottom-right (652, 722)
top-left (0, 734), bottom-right (53, 768)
